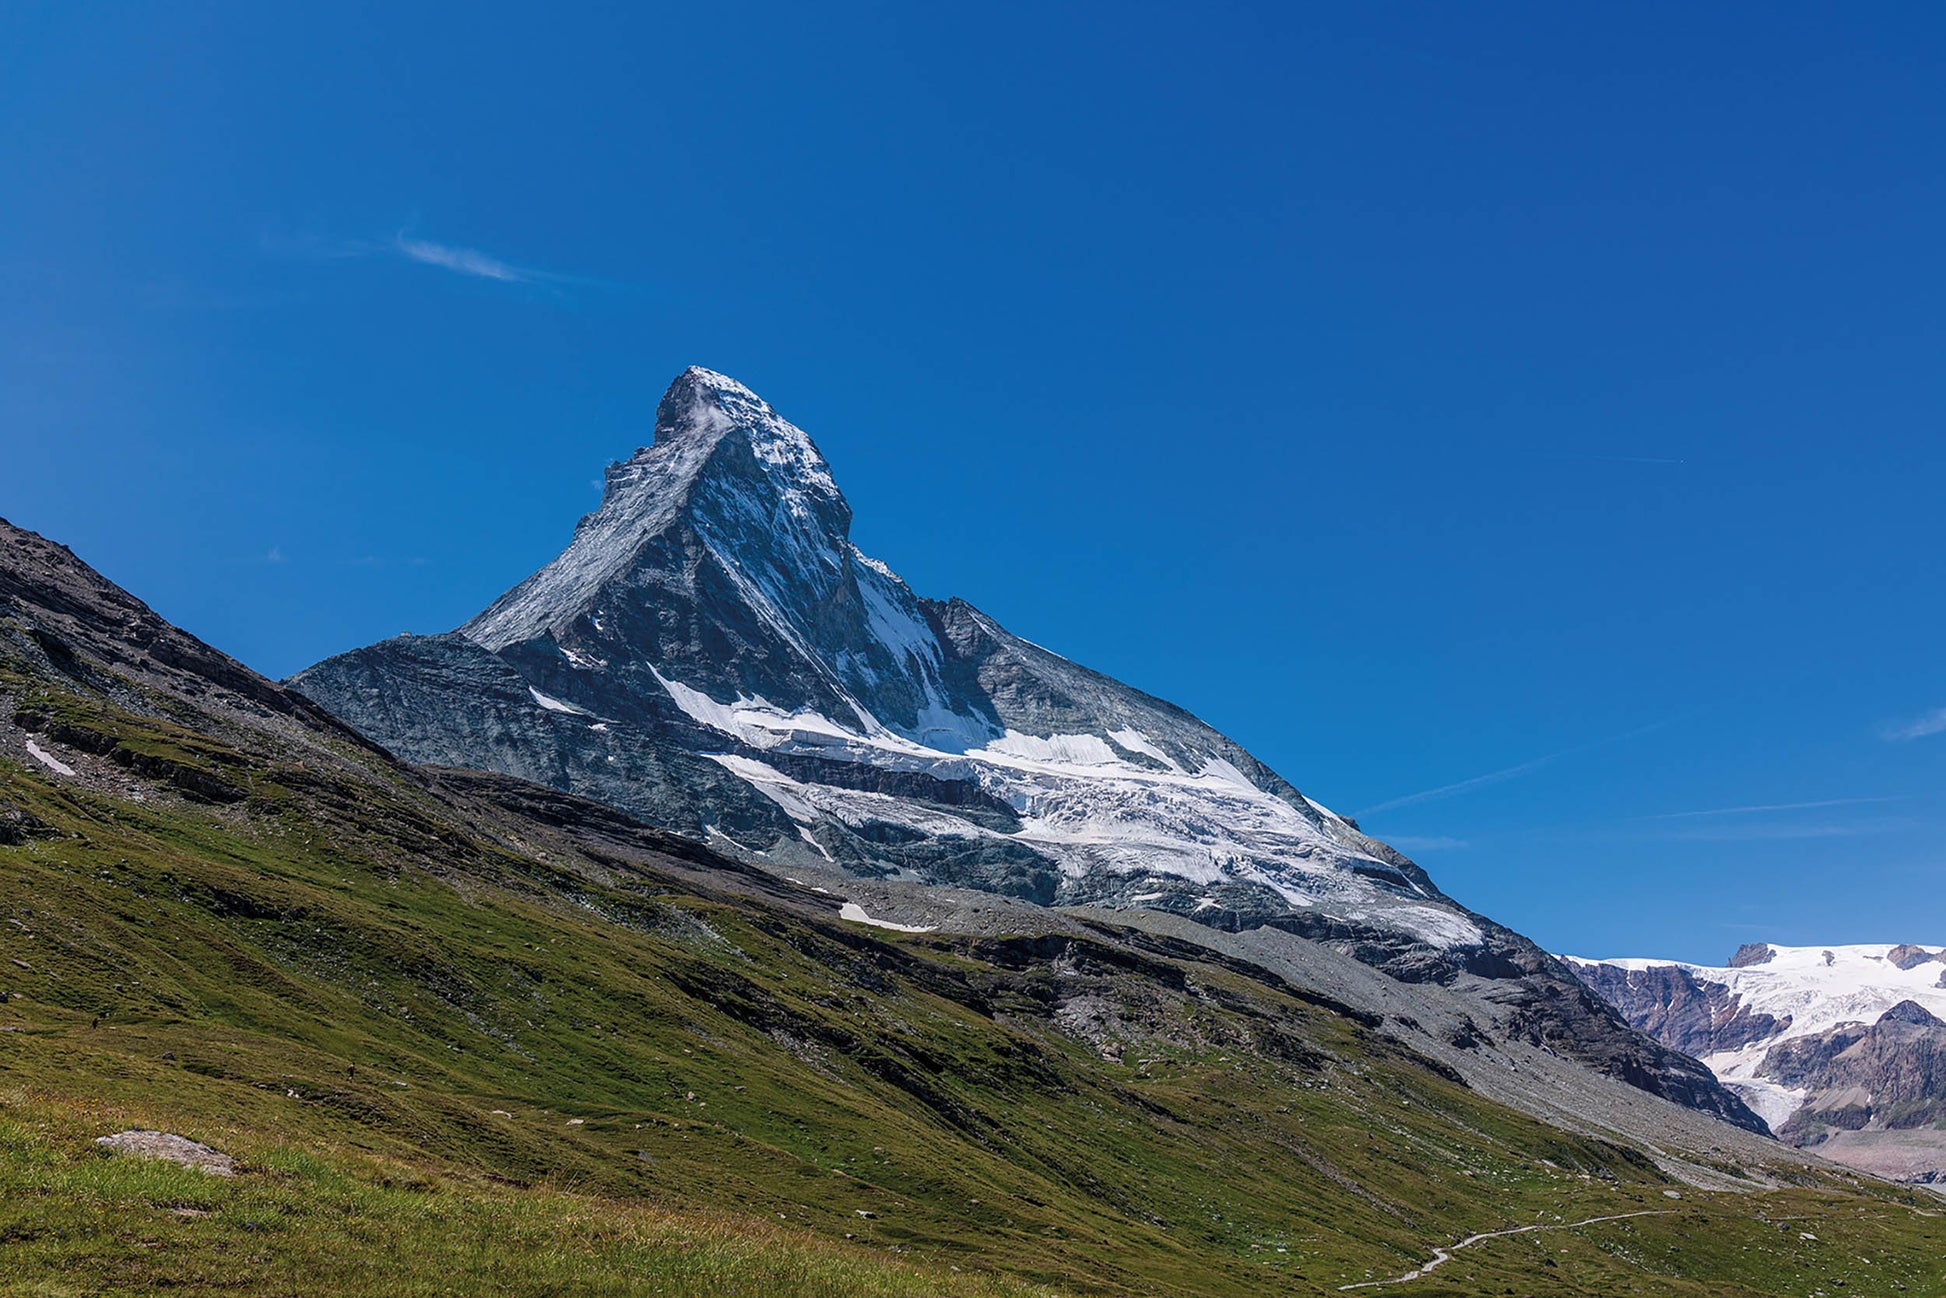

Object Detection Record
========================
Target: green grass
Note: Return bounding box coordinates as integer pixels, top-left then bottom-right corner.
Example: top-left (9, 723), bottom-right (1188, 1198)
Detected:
top-left (0, 1100), bottom-right (1049, 1297)
top-left (4, 652), bottom-right (1946, 1295)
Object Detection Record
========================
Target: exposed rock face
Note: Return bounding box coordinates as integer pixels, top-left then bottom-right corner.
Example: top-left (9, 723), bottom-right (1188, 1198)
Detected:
top-left (1570, 960), bottom-right (1790, 1058)
top-left (302, 630), bottom-right (796, 844)
top-left (290, 368), bottom-right (1762, 1132)
top-left (1571, 945), bottom-right (1946, 1179)
top-left (1729, 943), bottom-right (1776, 968)
top-left (1766, 1002), bottom-right (1946, 1141)
top-left (0, 799), bottom-right (54, 845)
top-left (1880, 999), bottom-right (1945, 1027)
top-left (0, 523), bottom-right (361, 737)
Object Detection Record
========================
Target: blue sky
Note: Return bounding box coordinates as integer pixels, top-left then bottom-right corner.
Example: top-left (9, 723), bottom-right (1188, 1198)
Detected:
top-left (4, 2), bottom-right (1943, 964)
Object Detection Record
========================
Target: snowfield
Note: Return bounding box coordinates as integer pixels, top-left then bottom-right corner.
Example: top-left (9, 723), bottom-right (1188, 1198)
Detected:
top-left (673, 674), bottom-right (1485, 950)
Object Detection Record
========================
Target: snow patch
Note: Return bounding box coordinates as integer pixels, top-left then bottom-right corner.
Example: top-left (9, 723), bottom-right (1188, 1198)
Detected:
top-left (1387, 905), bottom-right (1486, 950)
top-left (904, 700), bottom-right (1002, 754)
top-left (981, 731), bottom-right (1123, 767)
top-left (656, 670), bottom-right (766, 740)
top-left (1108, 728), bottom-right (1181, 770)
top-left (838, 902), bottom-right (936, 933)
top-left (853, 551), bottom-right (942, 674)
top-left (1194, 756), bottom-right (1261, 791)
top-left (24, 740), bottom-right (75, 778)
top-left (705, 754), bottom-right (822, 824)
top-left (1721, 1078), bottom-right (1809, 1134)
top-left (529, 687), bottom-right (592, 716)
top-left (653, 667), bottom-right (861, 749)
top-left (1302, 794), bottom-right (1342, 821)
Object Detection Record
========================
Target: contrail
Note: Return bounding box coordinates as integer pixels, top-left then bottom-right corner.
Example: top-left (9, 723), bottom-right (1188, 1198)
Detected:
top-left (1644, 795), bottom-right (1900, 821)
top-left (1353, 723), bottom-right (1665, 818)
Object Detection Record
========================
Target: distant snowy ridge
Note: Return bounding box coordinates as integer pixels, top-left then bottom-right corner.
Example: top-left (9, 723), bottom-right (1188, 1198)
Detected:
top-left (1568, 943), bottom-right (1946, 1133)
top-left (1570, 944), bottom-right (1946, 1046)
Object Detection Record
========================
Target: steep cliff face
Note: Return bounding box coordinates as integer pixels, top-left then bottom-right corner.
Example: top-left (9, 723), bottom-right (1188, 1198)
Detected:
top-left (291, 367), bottom-right (1762, 1131)
top-left (1765, 1002), bottom-right (1946, 1144)
top-left (1570, 960), bottom-right (1793, 1058)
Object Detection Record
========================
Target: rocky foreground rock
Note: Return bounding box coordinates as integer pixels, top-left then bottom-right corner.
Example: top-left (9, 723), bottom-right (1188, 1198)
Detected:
top-left (94, 1131), bottom-right (234, 1175)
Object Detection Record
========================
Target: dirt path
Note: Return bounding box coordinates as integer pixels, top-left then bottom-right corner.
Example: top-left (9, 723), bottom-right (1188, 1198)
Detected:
top-left (1338, 1209), bottom-right (1673, 1289)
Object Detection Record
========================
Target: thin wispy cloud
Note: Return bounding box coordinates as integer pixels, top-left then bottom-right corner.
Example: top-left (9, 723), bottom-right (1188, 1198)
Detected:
top-left (219, 545), bottom-right (290, 567)
top-left (1353, 722), bottom-right (1666, 819)
top-left (1629, 796), bottom-right (1920, 843)
top-left (1550, 452), bottom-right (1688, 467)
top-left (1660, 821), bottom-right (1903, 843)
top-left (1643, 795), bottom-right (1901, 821)
top-left (393, 235), bottom-right (536, 283)
top-left (1355, 754), bottom-right (1563, 818)
top-left (1881, 707), bottom-right (1946, 741)
top-left (264, 226), bottom-right (583, 288)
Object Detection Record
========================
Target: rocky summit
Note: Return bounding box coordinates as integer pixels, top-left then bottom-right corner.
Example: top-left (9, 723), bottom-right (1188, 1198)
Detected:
top-left (293, 367), bottom-right (1758, 1131)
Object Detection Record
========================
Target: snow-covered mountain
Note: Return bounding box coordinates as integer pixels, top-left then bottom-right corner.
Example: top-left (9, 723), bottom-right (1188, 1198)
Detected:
top-left (1571, 943), bottom-right (1946, 1180)
top-left (291, 366), bottom-right (1760, 1129)
top-left (298, 368), bottom-right (1463, 950)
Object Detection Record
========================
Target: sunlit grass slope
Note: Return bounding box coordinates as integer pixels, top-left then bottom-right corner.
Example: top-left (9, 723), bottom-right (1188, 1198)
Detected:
top-left (2, 587), bottom-right (1945, 1295)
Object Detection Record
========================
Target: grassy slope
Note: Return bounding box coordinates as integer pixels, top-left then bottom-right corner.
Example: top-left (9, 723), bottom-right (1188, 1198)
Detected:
top-left (0, 1102), bottom-right (1047, 1298)
top-left (2, 661), bottom-right (1945, 1295)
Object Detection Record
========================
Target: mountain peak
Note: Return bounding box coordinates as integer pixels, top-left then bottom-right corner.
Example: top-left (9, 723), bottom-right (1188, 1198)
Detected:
top-left (653, 366), bottom-right (770, 447)
top-left (683, 363), bottom-right (755, 392)
top-left (1878, 999), bottom-right (1945, 1028)
top-left (463, 368), bottom-right (855, 652)
top-left (637, 366), bottom-right (844, 517)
